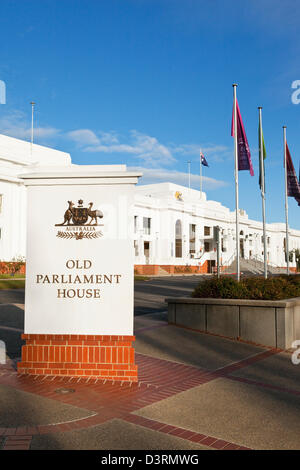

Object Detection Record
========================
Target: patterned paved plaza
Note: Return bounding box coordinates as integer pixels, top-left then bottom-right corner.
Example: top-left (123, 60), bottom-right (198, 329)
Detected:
top-left (0, 300), bottom-right (299, 450)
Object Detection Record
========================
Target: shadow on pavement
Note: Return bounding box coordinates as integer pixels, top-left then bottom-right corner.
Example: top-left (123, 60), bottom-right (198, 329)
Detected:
top-left (0, 289), bottom-right (25, 304)
top-left (135, 321), bottom-right (264, 371)
top-left (0, 304), bottom-right (24, 359)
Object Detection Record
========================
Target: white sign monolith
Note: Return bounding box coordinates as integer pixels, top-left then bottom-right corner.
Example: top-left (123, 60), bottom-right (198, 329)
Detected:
top-left (18, 165), bottom-right (141, 381)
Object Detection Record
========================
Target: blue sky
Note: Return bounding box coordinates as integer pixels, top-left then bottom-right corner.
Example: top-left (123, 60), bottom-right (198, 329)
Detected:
top-left (1, 0), bottom-right (300, 227)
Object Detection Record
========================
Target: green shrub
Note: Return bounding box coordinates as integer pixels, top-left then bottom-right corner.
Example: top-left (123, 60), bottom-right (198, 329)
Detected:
top-left (192, 276), bottom-right (247, 299)
top-left (192, 275), bottom-right (300, 300)
top-left (174, 266), bottom-right (184, 273)
top-left (184, 265), bottom-right (193, 273)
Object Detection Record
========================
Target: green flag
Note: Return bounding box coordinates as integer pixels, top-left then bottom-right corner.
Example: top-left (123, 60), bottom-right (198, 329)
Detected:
top-left (258, 119), bottom-right (267, 191)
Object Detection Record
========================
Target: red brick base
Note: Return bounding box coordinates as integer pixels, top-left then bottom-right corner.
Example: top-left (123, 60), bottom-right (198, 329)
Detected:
top-left (17, 334), bottom-right (138, 381)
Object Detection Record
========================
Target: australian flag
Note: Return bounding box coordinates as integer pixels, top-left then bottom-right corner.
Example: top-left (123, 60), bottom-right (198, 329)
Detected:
top-left (200, 152), bottom-right (209, 167)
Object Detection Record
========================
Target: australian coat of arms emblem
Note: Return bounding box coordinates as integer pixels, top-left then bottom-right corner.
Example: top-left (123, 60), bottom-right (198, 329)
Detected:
top-left (55, 200), bottom-right (104, 240)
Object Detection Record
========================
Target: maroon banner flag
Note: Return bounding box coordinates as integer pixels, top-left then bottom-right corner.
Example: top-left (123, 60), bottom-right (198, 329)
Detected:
top-left (231, 99), bottom-right (254, 176)
top-left (285, 142), bottom-right (300, 205)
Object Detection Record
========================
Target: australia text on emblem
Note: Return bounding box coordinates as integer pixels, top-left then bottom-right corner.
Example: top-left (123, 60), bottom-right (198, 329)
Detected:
top-left (55, 200), bottom-right (104, 240)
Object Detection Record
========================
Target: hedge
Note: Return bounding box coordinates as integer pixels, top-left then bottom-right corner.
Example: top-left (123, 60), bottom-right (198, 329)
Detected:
top-left (192, 275), bottom-right (300, 300)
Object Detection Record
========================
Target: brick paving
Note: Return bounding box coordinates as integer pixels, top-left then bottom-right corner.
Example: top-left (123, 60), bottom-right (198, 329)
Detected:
top-left (0, 343), bottom-right (285, 450)
top-left (122, 414), bottom-right (250, 450)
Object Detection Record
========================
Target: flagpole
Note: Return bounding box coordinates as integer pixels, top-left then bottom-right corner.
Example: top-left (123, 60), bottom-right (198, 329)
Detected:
top-left (200, 150), bottom-right (203, 198)
top-left (30, 101), bottom-right (35, 155)
top-left (258, 107), bottom-right (267, 279)
top-left (187, 160), bottom-right (191, 189)
top-left (233, 84), bottom-right (240, 281)
top-left (283, 126), bottom-right (289, 275)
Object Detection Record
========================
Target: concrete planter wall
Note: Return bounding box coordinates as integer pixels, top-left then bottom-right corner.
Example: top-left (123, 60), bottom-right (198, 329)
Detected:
top-left (166, 297), bottom-right (300, 349)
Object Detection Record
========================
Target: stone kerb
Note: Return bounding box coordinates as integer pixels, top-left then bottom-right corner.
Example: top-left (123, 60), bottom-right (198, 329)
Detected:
top-left (166, 297), bottom-right (300, 349)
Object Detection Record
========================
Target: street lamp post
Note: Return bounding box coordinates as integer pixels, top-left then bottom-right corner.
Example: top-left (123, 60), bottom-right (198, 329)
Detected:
top-left (216, 226), bottom-right (221, 279)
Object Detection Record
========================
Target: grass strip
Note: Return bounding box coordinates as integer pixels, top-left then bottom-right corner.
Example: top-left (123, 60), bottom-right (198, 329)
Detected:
top-left (0, 280), bottom-right (25, 289)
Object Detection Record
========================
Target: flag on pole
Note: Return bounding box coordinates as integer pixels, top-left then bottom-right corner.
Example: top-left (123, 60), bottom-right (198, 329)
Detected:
top-left (231, 99), bottom-right (254, 176)
top-left (258, 118), bottom-right (267, 191)
top-left (200, 152), bottom-right (209, 167)
top-left (258, 107), bottom-right (267, 279)
top-left (285, 142), bottom-right (300, 205)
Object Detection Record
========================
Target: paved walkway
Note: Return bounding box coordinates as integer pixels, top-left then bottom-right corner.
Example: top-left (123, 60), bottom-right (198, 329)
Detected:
top-left (0, 301), bottom-right (300, 449)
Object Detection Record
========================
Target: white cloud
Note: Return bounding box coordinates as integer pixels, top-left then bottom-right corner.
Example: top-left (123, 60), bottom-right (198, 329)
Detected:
top-left (170, 143), bottom-right (232, 162)
top-left (98, 131), bottom-right (119, 145)
top-left (66, 127), bottom-right (233, 167)
top-left (129, 166), bottom-right (228, 190)
top-left (0, 110), bottom-right (60, 141)
top-left (171, 143), bottom-right (227, 155)
top-left (67, 129), bottom-right (120, 147)
top-left (66, 129), bottom-right (100, 146)
top-left (67, 128), bottom-right (175, 167)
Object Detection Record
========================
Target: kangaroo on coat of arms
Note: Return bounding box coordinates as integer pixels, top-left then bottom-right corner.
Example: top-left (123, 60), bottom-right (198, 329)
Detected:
top-left (58, 200), bottom-right (75, 226)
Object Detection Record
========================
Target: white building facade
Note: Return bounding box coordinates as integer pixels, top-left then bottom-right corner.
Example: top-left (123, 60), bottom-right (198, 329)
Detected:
top-left (0, 134), bottom-right (72, 261)
top-left (133, 183), bottom-right (299, 273)
top-left (0, 134), bottom-right (299, 273)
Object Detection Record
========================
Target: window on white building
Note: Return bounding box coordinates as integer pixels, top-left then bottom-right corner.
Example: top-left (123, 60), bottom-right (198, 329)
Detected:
top-left (204, 226), bottom-right (211, 236)
top-left (144, 241), bottom-right (150, 261)
top-left (189, 224), bottom-right (196, 255)
top-left (134, 240), bottom-right (139, 257)
top-left (143, 217), bottom-right (151, 235)
top-left (134, 216), bottom-right (138, 233)
top-left (175, 220), bottom-right (182, 258)
top-left (204, 242), bottom-right (210, 252)
top-left (221, 237), bottom-right (226, 252)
